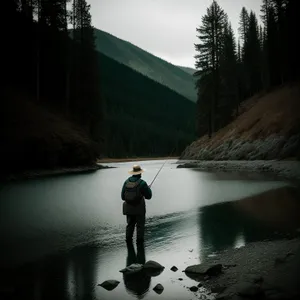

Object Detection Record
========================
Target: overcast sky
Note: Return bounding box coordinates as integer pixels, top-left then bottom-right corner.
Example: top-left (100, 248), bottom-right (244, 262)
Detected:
top-left (89, 0), bottom-right (262, 68)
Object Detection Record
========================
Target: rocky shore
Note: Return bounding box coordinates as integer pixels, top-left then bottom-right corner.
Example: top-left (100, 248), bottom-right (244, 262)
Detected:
top-left (177, 160), bottom-right (300, 181)
top-left (99, 237), bottom-right (300, 300)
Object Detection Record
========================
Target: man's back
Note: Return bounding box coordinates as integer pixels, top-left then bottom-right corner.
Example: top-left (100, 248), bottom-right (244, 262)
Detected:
top-left (121, 174), bottom-right (152, 215)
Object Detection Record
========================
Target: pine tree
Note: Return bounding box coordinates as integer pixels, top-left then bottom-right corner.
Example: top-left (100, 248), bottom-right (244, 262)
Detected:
top-left (71, 0), bottom-right (103, 142)
top-left (244, 11), bottom-right (262, 95)
top-left (194, 0), bottom-right (226, 137)
top-left (238, 7), bottom-right (249, 58)
top-left (219, 20), bottom-right (238, 119)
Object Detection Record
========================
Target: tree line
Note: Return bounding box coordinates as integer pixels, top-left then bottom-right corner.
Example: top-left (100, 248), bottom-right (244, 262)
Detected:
top-left (3, 0), bottom-right (196, 160)
top-left (194, 0), bottom-right (299, 138)
top-left (3, 0), bottom-right (103, 144)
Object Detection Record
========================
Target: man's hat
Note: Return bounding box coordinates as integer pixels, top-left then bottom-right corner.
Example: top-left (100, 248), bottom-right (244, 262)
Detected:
top-left (128, 164), bottom-right (145, 175)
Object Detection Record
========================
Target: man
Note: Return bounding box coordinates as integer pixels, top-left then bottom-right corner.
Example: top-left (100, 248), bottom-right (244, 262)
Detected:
top-left (121, 164), bottom-right (152, 244)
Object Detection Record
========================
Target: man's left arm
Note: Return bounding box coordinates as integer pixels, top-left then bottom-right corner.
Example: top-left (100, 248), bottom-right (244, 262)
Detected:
top-left (141, 181), bottom-right (152, 200)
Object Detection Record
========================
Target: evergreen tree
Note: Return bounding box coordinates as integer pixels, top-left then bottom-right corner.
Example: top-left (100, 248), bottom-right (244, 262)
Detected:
top-left (194, 0), bottom-right (226, 137)
top-left (238, 7), bottom-right (249, 58)
top-left (244, 11), bottom-right (262, 95)
top-left (72, 0), bottom-right (103, 143)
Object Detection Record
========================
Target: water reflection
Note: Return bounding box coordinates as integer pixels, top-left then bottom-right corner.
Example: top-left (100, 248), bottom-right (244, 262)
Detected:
top-left (199, 186), bottom-right (300, 260)
top-left (123, 242), bottom-right (151, 299)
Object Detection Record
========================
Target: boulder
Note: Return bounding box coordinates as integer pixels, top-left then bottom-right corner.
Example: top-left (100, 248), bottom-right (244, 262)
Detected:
top-left (185, 263), bottom-right (223, 277)
top-left (119, 263), bottom-right (143, 274)
top-left (153, 283), bottom-right (164, 294)
top-left (98, 280), bottom-right (120, 291)
top-left (171, 266), bottom-right (178, 272)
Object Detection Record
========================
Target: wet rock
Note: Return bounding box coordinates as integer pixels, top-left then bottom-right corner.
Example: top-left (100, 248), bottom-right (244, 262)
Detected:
top-left (119, 263), bottom-right (143, 274)
top-left (143, 260), bottom-right (165, 277)
top-left (153, 283), bottom-right (164, 294)
top-left (211, 285), bottom-right (227, 294)
top-left (171, 266), bottom-right (178, 272)
top-left (197, 283), bottom-right (203, 288)
top-left (237, 282), bottom-right (262, 297)
top-left (199, 295), bottom-right (207, 299)
top-left (143, 260), bottom-right (164, 270)
top-left (204, 275), bottom-right (210, 281)
top-left (184, 263), bottom-right (223, 277)
top-left (98, 280), bottom-right (120, 291)
top-left (189, 286), bottom-right (199, 292)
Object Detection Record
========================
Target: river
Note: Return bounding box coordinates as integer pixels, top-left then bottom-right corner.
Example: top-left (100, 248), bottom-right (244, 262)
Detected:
top-left (0, 159), bottom-right (299, 300)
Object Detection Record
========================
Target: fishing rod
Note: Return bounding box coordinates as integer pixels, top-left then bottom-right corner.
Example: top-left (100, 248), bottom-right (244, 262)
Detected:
top-left (149, 113), bottom-right (196, 188)
top-left (149, 147), bottom-right (176, 188)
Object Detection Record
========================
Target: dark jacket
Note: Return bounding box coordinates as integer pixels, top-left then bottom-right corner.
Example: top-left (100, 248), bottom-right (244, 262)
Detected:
top-left (121, 175), bottom-right (152, 215)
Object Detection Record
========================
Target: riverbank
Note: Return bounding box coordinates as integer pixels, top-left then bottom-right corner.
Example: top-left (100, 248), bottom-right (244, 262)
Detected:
top-left (0, 164), bottom-right (113, 182)
top-left (180, 84), bottom-right (300, 162)
top-left (177, 160), bottom-right (300, 181)
top-left (97, 157), bottom-right (179, 163)
top-left (183, 236), bottom-right (300, 300)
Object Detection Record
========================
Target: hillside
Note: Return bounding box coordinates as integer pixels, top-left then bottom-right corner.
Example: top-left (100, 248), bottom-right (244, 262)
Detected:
top-left (180, 83), bottom-right (300, 161)
top-left (0, 91), bottom-right (98, 176)
top-left (98, 51), bottom-right (196, 157)
top-left (94, 29), bottom-right (197, 102)
top-left (177, 66), bottom-right (197, 75)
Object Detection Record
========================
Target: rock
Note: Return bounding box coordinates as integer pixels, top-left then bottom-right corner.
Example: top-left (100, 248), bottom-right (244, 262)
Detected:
top-left (178, 278), bottom-right (183, 281)
top-left (189, 286), bottom-right (199, 292)
top-left (153, 283), bottom-right (164, 294)
top-left (199, 295), bottom-right (207, 299)
top-left (184, 263), bottom-right (223, 276)
top-left (143, 260), bottom-right (165, 277)
top-left (119, 263), bottom-right (143, 274)
top-left (143, 260), bottom-right (164, 270)
top-left (211, 285), bottom-right (226, 294)
top-left (237, 282), bottom-right (262, 297)
top-left (98, 280), bottom-right (120, 291)
top-left (171, 266), bottom-right (178, 272)
top-left (204, 275), bottom-right (210, 281)
top-left (197, 283), bottom-right (203, 287)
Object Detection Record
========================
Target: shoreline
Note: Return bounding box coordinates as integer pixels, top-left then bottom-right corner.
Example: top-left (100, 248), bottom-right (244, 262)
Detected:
top-left (177, 159), bottom-right (300, 181)
top-left (0, 164), bottom-right (114, 182)
top-left (97, 156), bottom-right (179, 163)
top-left (184, 236), bottom-right (300, 300)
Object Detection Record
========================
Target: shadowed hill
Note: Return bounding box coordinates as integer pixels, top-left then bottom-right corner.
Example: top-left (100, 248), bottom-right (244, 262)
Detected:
top-left (94, 29), bottom-right (197, 102)
top-left (98, 51), bottom-right (197, 157)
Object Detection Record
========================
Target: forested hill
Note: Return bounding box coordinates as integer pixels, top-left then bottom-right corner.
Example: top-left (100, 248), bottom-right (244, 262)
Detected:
top-left (94, 29), bottom-right (197, 102)
top-left (98, 51), bottom-right (196, 157)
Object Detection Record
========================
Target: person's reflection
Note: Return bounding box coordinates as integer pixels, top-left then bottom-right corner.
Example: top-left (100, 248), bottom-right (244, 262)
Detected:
top-left (123, 242), bottom-right (151, 299)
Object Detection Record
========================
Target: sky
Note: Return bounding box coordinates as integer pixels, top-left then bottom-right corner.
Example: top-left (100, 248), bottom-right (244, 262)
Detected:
top-left (89, 0), bottom-right (262, 68)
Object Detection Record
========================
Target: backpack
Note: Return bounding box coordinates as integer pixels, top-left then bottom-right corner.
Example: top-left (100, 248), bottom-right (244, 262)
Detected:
top-left (124, 179), bottom-right (143, 206)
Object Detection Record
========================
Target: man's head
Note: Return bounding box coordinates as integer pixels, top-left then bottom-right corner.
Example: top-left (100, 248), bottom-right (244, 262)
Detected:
top-left (128, 165), bottom-right (144, 176)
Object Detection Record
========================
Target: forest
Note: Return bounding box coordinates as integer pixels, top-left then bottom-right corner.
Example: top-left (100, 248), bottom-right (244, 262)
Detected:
top-left (194, 0), bottom-right (299, 138)
top-left (2, 0), bottom-right (196, 167)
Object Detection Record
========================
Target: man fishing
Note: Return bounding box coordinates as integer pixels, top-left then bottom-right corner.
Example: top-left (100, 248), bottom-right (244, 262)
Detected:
top-left (121, 165), bottom-right (152, 244)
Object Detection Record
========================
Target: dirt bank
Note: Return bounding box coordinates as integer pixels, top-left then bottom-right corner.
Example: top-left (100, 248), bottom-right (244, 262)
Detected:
top-left (180, 83), bottom-right (300, 161)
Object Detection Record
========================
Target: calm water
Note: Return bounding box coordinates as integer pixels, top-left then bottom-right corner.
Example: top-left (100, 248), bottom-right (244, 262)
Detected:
top-left (0, 160), bottom-right (299, 300)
